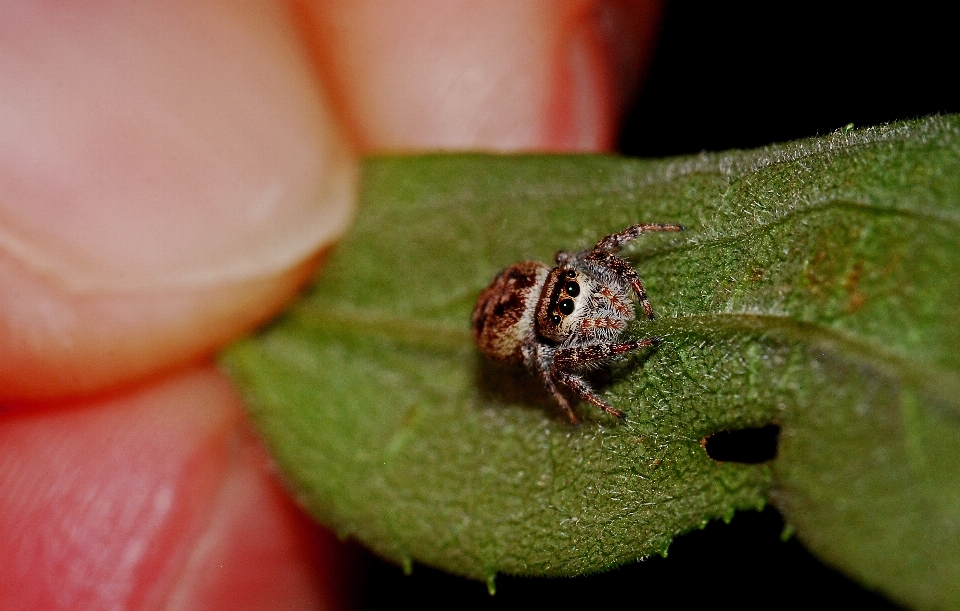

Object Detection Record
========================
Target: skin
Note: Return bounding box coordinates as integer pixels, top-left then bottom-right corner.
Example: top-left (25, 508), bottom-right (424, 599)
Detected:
top-left (0, 1), bottom-right (661, 608)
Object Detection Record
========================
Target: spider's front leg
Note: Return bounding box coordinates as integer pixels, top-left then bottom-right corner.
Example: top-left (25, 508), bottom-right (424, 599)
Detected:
top-left (537, 370), bottom-right (580, 425)
top-left (551, 339), bottom-right (659, 420)
top-left (553, 339), bottom-right (659, 368)
top-left (588, 223), bottom-right (685, 320)
top-left (595, 223), bottom-right (685, 252)
top-left (554, 371), bottom-right (625, 420)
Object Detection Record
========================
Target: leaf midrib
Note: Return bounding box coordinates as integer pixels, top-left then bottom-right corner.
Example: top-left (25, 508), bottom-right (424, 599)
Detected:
top-left (287, 307), bottom-right (956, 396)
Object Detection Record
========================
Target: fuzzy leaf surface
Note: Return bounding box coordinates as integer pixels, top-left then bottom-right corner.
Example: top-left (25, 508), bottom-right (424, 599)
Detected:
top-left (223, 116), bottom-right (960, 608)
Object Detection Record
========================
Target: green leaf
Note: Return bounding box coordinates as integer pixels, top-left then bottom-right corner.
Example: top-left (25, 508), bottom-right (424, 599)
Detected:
top-left (222, 115), bottom-right (960, 609)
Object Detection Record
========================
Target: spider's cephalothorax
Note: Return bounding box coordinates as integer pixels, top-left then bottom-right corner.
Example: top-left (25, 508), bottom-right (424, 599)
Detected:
top-left (472, 223), bottom-right (684, 424)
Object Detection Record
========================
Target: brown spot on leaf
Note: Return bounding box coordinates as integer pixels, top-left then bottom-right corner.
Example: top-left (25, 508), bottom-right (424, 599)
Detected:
top-left (805, 250), bottom-right (829, 295)
top-left (844, 261), bottom-right (866, 313)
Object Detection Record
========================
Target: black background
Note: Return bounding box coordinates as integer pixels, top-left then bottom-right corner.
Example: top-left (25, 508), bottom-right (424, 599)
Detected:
top-left (621, 0), bottom-right (956, 156)
top-left (352, 2), bottom-right (956, 608)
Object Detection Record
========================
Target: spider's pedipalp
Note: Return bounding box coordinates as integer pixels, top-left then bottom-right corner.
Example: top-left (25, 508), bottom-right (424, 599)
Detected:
top-left (578, 317), bottom-right (627, 339)
top-left (595, 285), bottom-right (632, 316)
top-left (584, 250), bottom-right (656, 320)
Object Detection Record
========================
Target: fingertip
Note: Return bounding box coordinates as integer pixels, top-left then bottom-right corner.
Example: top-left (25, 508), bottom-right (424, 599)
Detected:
top-left (544, 4), bottom-right (617, 151)
top-left (163, 424), bottom-right (356, 611)
top-left (0, 366), bottom-right (354, 611)
top-left (306, 0), bottom-right (663, 153)
top-left (545, 0), bottom-right (663, 151)
top-left (0, 1), bottom-right (356, 401)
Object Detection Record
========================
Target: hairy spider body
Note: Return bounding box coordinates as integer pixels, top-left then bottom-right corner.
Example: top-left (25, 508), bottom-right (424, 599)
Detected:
top-left (473, 223), bottom-right (684, 424)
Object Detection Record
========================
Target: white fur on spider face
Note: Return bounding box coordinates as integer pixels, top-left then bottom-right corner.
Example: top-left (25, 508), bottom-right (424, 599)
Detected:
top-left (558, 265), bottom-right (636, 349)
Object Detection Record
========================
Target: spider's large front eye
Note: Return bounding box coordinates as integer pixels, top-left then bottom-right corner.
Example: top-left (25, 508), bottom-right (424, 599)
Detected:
top-left (558, 299), bottom-right (575, 315)
top-left (565, 281), bottom-right (580, 297)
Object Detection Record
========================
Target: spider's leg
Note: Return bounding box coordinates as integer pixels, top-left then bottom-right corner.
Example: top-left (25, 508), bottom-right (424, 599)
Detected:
top-left (551, 339), bottom-right (659, 420)
top-left (584, 250), bottom-right (657, 320)
top-left (594, 223), bottom-right (685, 252)
top-left (531, 346), bottom-right (580, 424)
top-left (540, 370), bottom-right (580, 425)
top-left (554, 250), bottom-right (574, 266)
top-left (553, 339), bottom-right (658, 369)
top-left (555, 370), bottom-right (626, 420)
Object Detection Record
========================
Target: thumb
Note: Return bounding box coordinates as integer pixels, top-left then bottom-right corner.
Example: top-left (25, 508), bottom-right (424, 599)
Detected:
top-left (0, 1), bottom-right (355, 401)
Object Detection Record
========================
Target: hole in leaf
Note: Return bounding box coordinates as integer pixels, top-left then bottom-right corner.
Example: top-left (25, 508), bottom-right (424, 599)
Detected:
top-left (703, 425), bottom-right (780, 463)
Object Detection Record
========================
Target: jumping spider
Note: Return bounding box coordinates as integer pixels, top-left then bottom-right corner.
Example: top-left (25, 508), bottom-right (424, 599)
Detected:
top-left (472, 223), bottom-right (684, 424)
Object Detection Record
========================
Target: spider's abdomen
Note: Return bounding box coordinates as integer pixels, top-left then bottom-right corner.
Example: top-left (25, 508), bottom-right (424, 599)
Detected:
top-left (472, 261), bottom-right (549, 362)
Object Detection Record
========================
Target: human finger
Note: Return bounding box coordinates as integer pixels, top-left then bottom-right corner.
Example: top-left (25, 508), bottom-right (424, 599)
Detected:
top-left (0, 366), bottom-right (356, 610)
top-left (0, 1), bottom-right (355, 401)
top-left (303, 0), bottom-right (661, 153)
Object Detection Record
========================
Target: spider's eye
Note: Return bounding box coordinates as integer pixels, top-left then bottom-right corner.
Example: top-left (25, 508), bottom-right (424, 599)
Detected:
top-left (551, 314), bottom-right (562, 325)
top-left (565, 281), bottom-right (580, 297)
top-left (558, 299), bottom-right (575, 315)
top-left (566, 270), bottom-right (576, 278)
